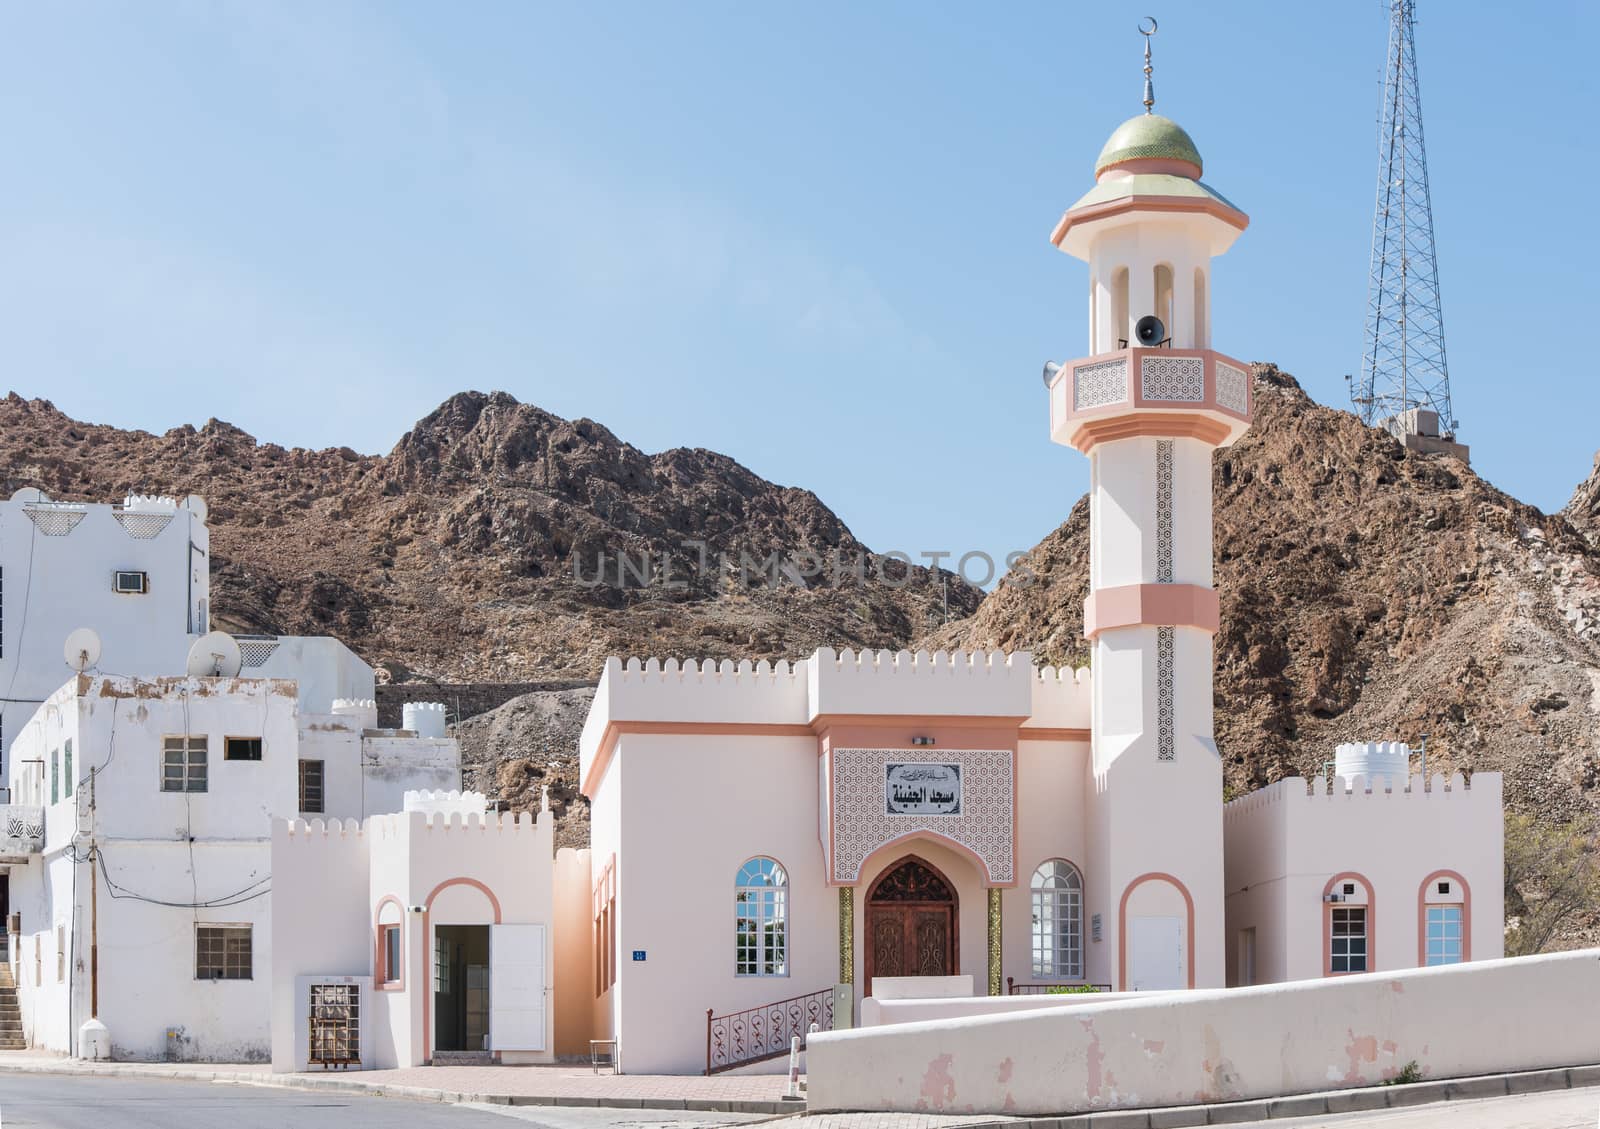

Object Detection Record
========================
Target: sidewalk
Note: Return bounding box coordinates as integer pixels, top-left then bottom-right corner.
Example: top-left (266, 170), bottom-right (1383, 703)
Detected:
top-left (0, 1052), bottom-right (799, 1115)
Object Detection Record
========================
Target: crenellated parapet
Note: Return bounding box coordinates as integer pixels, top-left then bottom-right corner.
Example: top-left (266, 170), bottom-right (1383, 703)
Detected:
top-left (809, 648), bottom-right (1034, 721)
top-left (1224, 772), bottom-right (1502, 825)
top-left (1025, 664), bottom-right (1093, 732)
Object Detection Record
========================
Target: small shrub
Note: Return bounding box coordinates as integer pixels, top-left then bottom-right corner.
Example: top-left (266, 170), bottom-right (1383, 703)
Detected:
top-left (1045, 984), bottom-right (1100, 995)
top-left (1382, 1061), bottom-right (1422, 1086)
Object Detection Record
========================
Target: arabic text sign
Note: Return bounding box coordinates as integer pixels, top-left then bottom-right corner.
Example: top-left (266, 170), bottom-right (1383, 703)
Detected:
top-left (885, 762), bottom-right (962, 816)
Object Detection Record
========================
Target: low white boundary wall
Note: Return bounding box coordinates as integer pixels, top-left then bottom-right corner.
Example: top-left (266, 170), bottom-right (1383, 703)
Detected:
top-left (861, 992), bottom-right (1143, 1028)
top-left (807, 950), bottom-right (1600, 1114)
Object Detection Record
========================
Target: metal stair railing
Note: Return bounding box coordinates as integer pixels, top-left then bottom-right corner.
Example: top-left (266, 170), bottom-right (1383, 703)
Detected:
top-left (704, 987), bottom-right (833, 1074)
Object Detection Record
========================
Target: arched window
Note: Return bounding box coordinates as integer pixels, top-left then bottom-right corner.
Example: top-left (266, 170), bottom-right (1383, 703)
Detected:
top-left (1153, 263), bottom-right (1175, 343)
top-left (1031, 860), bottom-right (1084, 979)
top-left (735, 857), bottom-right (788, 977)
top-left (1111, 266), bottom-right (1130, 348)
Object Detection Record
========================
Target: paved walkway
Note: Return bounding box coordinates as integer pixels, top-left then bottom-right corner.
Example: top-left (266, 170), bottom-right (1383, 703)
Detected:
top-left (0, 1052), bottom-right (796, 1113)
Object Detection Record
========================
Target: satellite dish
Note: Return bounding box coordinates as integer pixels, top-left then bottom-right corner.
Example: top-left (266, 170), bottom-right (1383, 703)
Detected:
top-left (1134, 315), bottom-right (1167, 346)
top-left (183, 494), bottom-right (209, 522)
top-left (1042, 360), bottom-right (1063, 388)
top-left (11, 487), bottom-right (48, 504)
top-left (64, 628), bottom-right (103, 672)
top-left (186, 631), bottom-right (243, 678)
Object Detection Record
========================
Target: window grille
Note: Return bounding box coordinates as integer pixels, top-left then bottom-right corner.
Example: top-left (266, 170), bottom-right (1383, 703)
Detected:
top-left (113, 511), bottom-right (174, 539)
top-left (298, 759), bottom-right (324, 813)
top-left (237, 638), bottom-right (280, 668)
top-left (1031, 859), bottom-right (1084, 979)
top-left (1330, 906), bottom-right (1368, 973)
top-left (195, 925), bottom-right (252, 980)
top-left (24, 506), bottom-right (86, 536)
top-left (162, 736), bottom-right (207, 793)
top-left (1425, 905), bottom-right (1463, 966)
top-left (308, 982), bottom-right (360, 1068)
top-left (63, 739), bottom-right (72, 798)
top-left (50, 749), bottom-right (58, 805)
top-left (735, 857), bottom-right (788, 977)
top-left (224, 737), bottom-right (262, 761)
top-left (434, 935), bottom-right (449, 994)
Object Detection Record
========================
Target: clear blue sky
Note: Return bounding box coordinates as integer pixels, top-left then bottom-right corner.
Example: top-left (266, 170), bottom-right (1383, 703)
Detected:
top-left (2, 2), bottom-right (1593, 578)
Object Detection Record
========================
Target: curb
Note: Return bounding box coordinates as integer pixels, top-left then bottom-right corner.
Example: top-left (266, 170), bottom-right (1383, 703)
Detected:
top-left (0, 1060), bottom-right (795, 1116)
top-left (807, 1062), bottom-right (1600, 1127)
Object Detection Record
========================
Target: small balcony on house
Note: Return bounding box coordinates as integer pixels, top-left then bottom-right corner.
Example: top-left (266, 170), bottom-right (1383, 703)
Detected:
top-left (0, 805), bottom-right (44, 861)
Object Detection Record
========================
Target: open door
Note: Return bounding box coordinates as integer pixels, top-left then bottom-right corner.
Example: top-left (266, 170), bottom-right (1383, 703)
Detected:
top-left (489, 924), bottom-right (546, 1052)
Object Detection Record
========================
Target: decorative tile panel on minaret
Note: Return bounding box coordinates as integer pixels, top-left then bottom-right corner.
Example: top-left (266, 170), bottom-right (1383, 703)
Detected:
top-left (1043, 22), bottom-right (1250, 990)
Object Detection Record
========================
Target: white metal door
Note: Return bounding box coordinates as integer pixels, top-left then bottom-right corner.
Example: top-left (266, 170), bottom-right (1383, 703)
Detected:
top-left (1129, 915), bottom-right (1184, 991)
top-left (489, 924), bottom-right (546, 1051)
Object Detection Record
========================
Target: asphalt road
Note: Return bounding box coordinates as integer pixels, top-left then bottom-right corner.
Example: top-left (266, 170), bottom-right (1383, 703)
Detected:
top-left (0, 1075), bottom-right (754, 1129)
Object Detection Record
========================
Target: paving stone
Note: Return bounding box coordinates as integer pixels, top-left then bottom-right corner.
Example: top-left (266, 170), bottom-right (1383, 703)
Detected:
top-left (1444, 1074), bottom-right (1508, 1099)
top-left (1264, 1094), bottom-right (1327, 1118)
top-left (1567, 1064), bottom-right (1600, 1087)
top-left (1324, 1088), bottom-right (1388, 1114)
top-left (1145, 1106), bottom-right (1207, 1129)
top-left (1084, 1111), bottom-right (1149, 1129)
top-left (1505, 1068), bottom-right (1571, 1094)
top-left (1202, 1100), bottom-right (1270, 1124)
top-left (1381, 1081), bottom-right (1448, 1107)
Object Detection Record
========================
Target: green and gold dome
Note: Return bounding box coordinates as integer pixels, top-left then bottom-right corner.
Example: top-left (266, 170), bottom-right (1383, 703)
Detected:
top-left (1094, 113), bottom-right (1203, 178)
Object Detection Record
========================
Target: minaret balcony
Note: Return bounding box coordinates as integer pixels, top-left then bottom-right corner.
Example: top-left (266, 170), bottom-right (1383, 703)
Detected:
top-left (1047, 347), bottom-right (1252, 454)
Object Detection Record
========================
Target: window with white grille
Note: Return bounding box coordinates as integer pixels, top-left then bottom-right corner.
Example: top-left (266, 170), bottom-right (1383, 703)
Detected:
top-left (196, 925), bottom-right (252, 980)
top-left (1425, 905), bottom-right (1463, 966)
top-left (162, 736), bottom-right (207, 793)
top-left (735, 857), bottom-right (788, 977)
top-left (1031, 859), bottom-right (1084, 979)
top-left (1330, 906), bottom-right (1368, 973)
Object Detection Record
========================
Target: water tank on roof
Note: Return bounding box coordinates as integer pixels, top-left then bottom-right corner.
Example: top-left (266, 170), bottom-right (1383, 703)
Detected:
top-left (1334, 741), bottom-right (1411, 789)
top-left (403, 701), bottom-right (448, 740)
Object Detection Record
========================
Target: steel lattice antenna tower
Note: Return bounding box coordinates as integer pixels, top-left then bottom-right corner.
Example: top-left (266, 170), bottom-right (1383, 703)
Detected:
top-left (1352, 0), bottom-right (1457, 438)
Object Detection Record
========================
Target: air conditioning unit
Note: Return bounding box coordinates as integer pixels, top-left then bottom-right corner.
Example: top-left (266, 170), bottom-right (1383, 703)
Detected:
top-left (112, 570), bottom-right (148, 594)
top-left (1323, 893), bottom-right (1345, 903)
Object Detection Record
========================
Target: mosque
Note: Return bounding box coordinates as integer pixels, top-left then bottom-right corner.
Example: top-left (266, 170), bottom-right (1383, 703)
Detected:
top-left (4, 34), bottom-right (1502, 1078)
top-left (570, 61), bottom-right (1503, 1073)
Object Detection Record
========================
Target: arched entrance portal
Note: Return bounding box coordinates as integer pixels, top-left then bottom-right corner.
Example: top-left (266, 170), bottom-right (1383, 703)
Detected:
top-left (865, 856), bottom-right (958, 993)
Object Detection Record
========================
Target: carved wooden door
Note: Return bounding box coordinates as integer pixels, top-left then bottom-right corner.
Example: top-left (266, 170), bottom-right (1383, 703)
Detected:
top-left (864, 857), bottom-right (958, 993)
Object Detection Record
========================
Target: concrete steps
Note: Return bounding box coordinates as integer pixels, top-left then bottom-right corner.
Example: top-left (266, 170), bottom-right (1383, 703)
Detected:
top-left (0, 954), bottom-right (27, 1050)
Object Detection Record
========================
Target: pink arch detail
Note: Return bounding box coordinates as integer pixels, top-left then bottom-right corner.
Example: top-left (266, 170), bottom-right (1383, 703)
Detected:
top-left (854, 830), bottom-right (1001, 888)
top-left (1322, 871), bottom-right (1375, 977)
top-left (1117, 872), bottom-right (1196, 990)
top-left (1416, 869), bottom-right (1471, 965)
top-left (374, 894), bottom-right (406, 992)
top-left (421, 877), bottom-right (504, 1063)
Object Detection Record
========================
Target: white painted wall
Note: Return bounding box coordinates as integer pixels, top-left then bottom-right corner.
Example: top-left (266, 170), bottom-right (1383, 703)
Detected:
top-left (271, 804), bottom-right (556, 1072)
top-left (807, 949), bottom-right (1600, 1115)
top-left (0, 494), bottom-right (208, 780)
top-left (1223, 773), bottom-right (1504, 983)
top-left (608, 731), bottom-right (834, 1075)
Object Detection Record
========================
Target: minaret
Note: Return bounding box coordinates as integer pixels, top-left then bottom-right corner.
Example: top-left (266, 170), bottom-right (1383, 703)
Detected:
top-left (1044, 22), bottom-right (1250, 991)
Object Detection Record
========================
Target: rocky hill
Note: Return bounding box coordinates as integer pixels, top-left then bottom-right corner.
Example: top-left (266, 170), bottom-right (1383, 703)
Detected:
top-left (0, 391), bottom-right (981, 681)
top-left (931, 365), bottom-right (1600, 832)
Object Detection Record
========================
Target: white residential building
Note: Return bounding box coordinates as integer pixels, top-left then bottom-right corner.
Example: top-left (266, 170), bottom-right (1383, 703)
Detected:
top-left (0, 491), bottom-right (210, 781)
top-left (3, 663), bottom-right (457, 1061)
